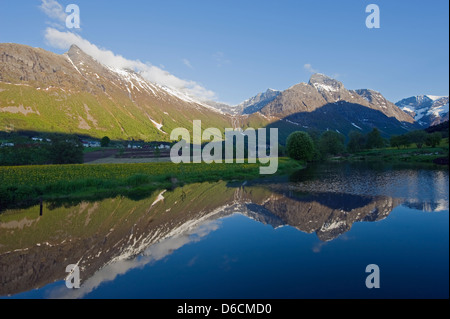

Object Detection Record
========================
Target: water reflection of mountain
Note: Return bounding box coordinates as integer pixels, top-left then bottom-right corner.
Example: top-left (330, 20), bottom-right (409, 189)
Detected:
top-left (0, 181), bottom-right (403, 297)
top-left (245, 191), bottom-right (402, 242)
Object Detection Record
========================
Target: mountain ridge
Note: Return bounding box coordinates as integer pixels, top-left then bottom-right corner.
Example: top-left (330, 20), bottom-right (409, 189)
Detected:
top-left (395, 95), bottom-right (449, 127)
top-left (257, 73), bottom-right (415, 124)
top-left (0, 43), bottom-right (430, 142)
top-left (0, 43), bottom-right (232, 141)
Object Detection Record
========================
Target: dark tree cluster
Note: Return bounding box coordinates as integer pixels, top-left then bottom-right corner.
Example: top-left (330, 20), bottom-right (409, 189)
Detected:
top-left (0, 135), bottom-right (84, 166)
top-left (286, 130), bottom-right (346, 161)
top-left (390, 131), bottom-right (442, 149)
top-left (347, 128), bottom-right (385, 153)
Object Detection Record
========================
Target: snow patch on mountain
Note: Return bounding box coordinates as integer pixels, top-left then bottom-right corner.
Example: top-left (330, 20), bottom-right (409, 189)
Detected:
top-left (105, 65), bottom-right (224, 114)
top-left (429, 102), bottom-right (449, 117)
top-left (238, 88), bottom-right (281, 115)
top-left (312, 82), bottom-right (339, 93)
top-left (396, 95), bottom-right (449, 127)
top-left (427, 95), bottom-right (446, 101)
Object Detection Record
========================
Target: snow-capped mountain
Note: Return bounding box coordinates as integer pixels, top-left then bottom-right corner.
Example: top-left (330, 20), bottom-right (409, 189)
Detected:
top-left (235, 73), bottom-right (419, 138)
top-left (257, 73), bottom-right (414, 123)
top-left (395, 95), bottom-right (449, 127)
top-left (238, 88), bottom-right (281, 115)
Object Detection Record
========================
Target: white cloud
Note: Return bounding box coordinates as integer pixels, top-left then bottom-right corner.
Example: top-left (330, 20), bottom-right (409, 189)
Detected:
top-left (304, 63), bottom-right (319, 74)
top-left (44, 28), bottom-right (217, 101)
top-left (183, 58), bottom-right (194, 69)
top-left (40, 0), bottom-right (67, 24)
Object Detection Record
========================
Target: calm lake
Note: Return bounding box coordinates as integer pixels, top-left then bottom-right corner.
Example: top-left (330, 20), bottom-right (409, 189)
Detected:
top-left (0, 162), bottom-right (448, 299)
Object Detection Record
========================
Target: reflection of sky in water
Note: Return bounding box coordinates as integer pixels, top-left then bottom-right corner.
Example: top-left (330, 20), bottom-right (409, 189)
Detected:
top-left (287, 163), bottom-right (449, 211)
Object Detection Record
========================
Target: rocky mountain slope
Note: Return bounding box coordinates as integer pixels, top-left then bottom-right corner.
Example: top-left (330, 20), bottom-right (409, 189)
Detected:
top-left (0, 43), bottom-right (231, 141)
top-left (395, 95), bottom-right (449, 127)
top-left (260, 74), bottom-right (414, 122)
top-left (0, 43), bottom-right (428, 141)
top-left (239, 88), bottom-right (281, 115)
top-left (231, 74), bottom-right (419, 139)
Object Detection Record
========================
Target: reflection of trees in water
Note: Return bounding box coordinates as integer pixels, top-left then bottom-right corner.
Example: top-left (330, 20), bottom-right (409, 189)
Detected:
top-left (287, 163), bottom-right (449, 203)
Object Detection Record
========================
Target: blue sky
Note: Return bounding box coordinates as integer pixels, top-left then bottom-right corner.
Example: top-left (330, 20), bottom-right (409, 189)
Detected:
top-left (0, 0), bottom-right (448, 105)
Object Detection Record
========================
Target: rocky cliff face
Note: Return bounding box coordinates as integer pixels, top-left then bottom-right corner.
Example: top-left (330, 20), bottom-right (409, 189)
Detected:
top-left (0, 43), bottom-right (83, 85)
top-left (258, 73), bottom-right (415, 124)
top-left (239, 88), bottom-right (281, 115)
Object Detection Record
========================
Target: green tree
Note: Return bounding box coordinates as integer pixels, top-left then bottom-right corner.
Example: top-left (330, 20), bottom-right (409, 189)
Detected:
top-left (278, 143), bottom-right (286, 157)
top-left (407, 130), bottom-right (427, 149)
top-left (399, 134), bottom-right (411, 148)
top-left (286, 131), bottom-right (315, 161)
top-left (307, 129), bottom-right (323, 161)
top-left (425, 132), bottom-right (442, 148)
top-left (390, 135), bottom-right (402, 149)
top-left (347, 131), bottom-right (366, 153)
top-left (0, 145), bottom-right (50, 166)
top-left (47, 135), bottom-right (84, 164)
top-left (319, 131), bottom-right (345, 157)
top-left (154, 144), bottom-right (161, 158)
top-left (101, 136), bottom-right (111, 147)
top-left (366, 128), bottom-right (384, 149)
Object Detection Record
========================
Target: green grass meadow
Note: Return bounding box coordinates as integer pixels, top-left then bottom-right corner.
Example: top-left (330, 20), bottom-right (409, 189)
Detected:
top-left (0, 158), bottom-right (302, 212)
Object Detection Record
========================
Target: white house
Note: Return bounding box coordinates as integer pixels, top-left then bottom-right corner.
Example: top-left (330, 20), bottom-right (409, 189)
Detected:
top-left (128, 144), bottom-right (142, 149)
top-left (82, 140), bottom-right (101, 148)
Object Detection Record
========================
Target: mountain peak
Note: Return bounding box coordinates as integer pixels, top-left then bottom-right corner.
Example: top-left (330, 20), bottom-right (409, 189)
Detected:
top-left (308, 73), bottom-right (343, 92)
top-left (309, 73), bottom-right (332, 81)
top-left (68, 44), bottom-right (82, 54)
top-left (238, 88), bottom-right (281, 115)
top-left (395, 95), bottom-right (449, 126)
top-left (66, 45), bottom-right (92, 62)
top-left (65, 44), bottom-right (102, 71)
top-left (0, 43), bottom-right (232, 141)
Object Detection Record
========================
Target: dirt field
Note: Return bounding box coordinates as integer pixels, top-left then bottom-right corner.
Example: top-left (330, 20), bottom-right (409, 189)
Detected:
top-left (83, 149), bottom-right (120, 163)
top-left (83, 148), bottom-right (172, 164)
top-left (85, 157), bottom-right (172, 164)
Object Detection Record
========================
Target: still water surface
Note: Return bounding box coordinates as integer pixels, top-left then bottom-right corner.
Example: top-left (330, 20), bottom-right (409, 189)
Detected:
top-left (0, 162), bottom-right (448, 299)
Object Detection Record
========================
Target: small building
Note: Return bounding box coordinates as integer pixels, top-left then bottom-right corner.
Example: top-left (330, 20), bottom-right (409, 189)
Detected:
top-left (81, 140), bottom-right (101, 148)
top-left (127, 144), bottom-right (142, 149)
top-left (32, 137), bottom-right (51, 143)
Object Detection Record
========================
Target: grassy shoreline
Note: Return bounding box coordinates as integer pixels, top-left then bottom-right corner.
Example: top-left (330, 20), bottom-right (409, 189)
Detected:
top-left (331, 143), bottom-right (449, 166)
top-left (0, 158), bottom-right (303, 212)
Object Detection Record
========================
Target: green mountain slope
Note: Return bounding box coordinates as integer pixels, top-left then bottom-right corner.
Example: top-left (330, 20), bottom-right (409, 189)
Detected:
top-left (0, 43), bottom-right (232, 141)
